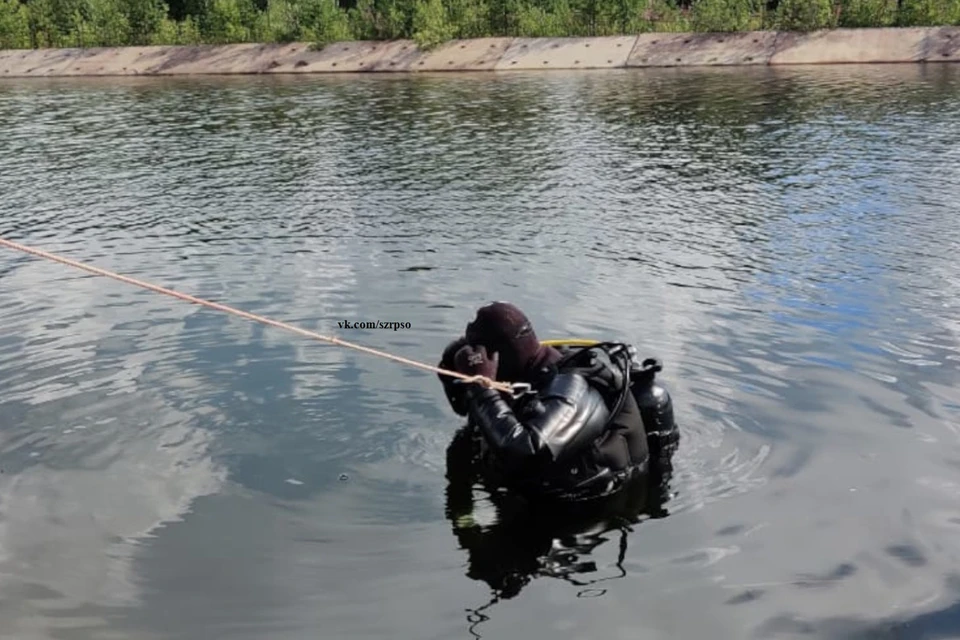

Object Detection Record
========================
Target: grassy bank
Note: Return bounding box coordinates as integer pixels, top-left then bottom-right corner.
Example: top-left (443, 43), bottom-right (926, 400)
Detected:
top-left (1, 0), bottom-right (959, 51)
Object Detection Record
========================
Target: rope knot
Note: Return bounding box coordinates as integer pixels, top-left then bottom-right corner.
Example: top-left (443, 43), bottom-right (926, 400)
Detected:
top-left (460, 374), bottom-right (498, 389)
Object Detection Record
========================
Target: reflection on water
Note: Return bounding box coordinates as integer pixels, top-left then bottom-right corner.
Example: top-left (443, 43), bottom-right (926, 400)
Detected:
top-left (0, 64), bottom-right (959, 640)
top-left (443, 423), bottom-right (678, 636)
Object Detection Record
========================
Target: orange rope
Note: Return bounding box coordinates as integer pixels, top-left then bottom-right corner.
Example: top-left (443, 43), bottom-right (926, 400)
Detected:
top-left (0, 237), bottom-right (514, 394)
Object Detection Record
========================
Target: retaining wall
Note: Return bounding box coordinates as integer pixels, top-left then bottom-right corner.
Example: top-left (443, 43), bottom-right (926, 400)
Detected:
top-left (1, 27), bottom-right (959, 78)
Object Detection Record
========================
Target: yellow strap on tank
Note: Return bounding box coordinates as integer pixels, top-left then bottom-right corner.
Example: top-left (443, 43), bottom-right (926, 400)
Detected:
top-left (540, 339), bottom-right (600, 347)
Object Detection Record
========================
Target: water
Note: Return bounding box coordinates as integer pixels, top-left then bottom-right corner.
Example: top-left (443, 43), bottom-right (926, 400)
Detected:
top-left (0, 64), bottom-right (959, 640)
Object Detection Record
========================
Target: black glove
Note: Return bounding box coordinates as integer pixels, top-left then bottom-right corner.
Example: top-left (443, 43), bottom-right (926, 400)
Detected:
top-left (439, 336), bottom-right (470, 416)
top-left (454, 344), bottom-right (499, 381)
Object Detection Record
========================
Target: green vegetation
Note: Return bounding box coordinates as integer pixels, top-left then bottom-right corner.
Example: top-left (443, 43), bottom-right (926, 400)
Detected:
top-left (1, 0), bottom-right (959, 50)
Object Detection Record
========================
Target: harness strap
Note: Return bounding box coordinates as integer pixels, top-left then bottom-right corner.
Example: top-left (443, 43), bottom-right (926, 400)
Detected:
top-left (554, 342), bottom-right (634, 432)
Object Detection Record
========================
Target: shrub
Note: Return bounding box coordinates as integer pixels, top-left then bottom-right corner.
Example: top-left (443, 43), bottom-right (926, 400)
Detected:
top-left (775, 0), bottom-right (837, 30)
top-left (897, 0), bottom-right (960, 25)
top-left (0, 0), bottom-right (32, 48)
top-left (443, 0), bottom-right (489, 38)
top-left (301, 0), bottom-right (353, 45)
top-left (411, 0), bottom-right (454, 48)
top-left (255, 0), bottom-right (300, 42)
top-left (837, 0), bottom-right (896, 27)
top-left (516, 0), bottom-right (578, 36)
top-left (86, 0), bottom-right (133, 45)
top-left (633, 0), bottom-right (692, 32)
top-left (202, 0), bottom-right (258, 42)
top-left (6, 0), bottom-right (960, 50)
top-left (690, 0), bottom-right (758, 32)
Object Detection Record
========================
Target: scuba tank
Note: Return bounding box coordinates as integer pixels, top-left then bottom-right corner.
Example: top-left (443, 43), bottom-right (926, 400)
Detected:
top-left (628, 356), bottom-right (680, 463)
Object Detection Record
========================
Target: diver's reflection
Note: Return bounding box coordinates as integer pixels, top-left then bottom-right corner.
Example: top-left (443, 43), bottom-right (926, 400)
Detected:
top-left (445, 424), bottom-right (677, 635)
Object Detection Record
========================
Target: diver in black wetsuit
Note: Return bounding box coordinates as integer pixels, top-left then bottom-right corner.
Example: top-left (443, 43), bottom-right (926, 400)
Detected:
top-left (438, 302), bottom-right (680, 617)
top-left (444, 427), bottom-right (676, 605)
top-left (438, 301), bottom-right (679, 503)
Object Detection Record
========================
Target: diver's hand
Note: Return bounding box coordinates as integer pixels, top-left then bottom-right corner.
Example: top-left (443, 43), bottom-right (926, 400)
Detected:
top-left (454, 344), bottom-right (498, 381)
top-left (439, 336), bottom-right (470, 415)
top-left (440, 336), bottom-right (469, 373)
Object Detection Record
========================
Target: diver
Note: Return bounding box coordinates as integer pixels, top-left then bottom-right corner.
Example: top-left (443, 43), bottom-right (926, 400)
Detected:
top-left (438, 301), bottom-right (679, 503)
top-left (444, 425), bottom-right (675, 604)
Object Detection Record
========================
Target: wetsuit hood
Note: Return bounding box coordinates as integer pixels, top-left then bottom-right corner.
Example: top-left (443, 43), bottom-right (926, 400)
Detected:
top-left (465, 301), bottom-right (560, 383)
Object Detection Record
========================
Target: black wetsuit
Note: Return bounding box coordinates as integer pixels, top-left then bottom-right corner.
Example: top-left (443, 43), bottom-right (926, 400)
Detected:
top-left (461, 344), bottom-right (655, 502)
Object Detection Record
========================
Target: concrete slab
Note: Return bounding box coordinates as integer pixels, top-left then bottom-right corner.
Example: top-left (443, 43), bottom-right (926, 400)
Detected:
top-left (145, 43), bottom-right (283, 74)
top-left (494, 36), bottom-right (638, 70)
top-left (627, 31), bottom-right (778, 67)
top-left (3, 28), bottom-right (960, 78)
top-left (407, 37), bottom-right (513, 72)
top-left (28, 46), bottom-right (168, 75)
top-left (0, 45), bottom-right (262, 76)
top-left (46, 47), bottom-right (138, 75)
top-left (770, 27), bottom-right (930, 65)
top-left (0, 49), bottom-right (28, 76)
top-left (119, 46), bottom-right (186, 74)
top-left (919, 26), bottom-right (960, 63)
top-left (364, 40), bottom-right (425, 72)
top-left (0, 48), bottom-right (77, 76)
top-left (266, 40), bottom-right (421, 73)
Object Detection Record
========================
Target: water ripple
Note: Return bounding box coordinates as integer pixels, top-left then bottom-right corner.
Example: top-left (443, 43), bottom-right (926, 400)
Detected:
top-left (1, 66), bottom-right (960, 640)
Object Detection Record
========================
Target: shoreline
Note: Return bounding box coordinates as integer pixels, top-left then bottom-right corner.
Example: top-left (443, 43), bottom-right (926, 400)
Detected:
top-left (2, 27), bottom-right (959, 78)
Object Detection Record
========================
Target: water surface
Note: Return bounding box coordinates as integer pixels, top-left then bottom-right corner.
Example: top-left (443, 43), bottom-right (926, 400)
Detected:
top-left (1, 64), bottom-right (960, 640)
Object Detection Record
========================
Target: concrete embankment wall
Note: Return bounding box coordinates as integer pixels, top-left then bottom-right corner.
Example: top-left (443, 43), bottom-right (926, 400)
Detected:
top-left (1, 27), bottom-right (959, 78)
